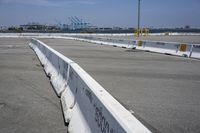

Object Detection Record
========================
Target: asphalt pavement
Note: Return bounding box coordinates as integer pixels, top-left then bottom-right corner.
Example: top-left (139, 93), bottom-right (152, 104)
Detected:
top-left (40, 38), bottom-right (200, 133)
top-left (0, 38), bottom-right (67, 133)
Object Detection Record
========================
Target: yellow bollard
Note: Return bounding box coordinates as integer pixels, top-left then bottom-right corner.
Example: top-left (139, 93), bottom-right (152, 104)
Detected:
top-left (144, 28), bottom-right (149, 36)
top-left (134, 29), bottom-right (140, 37)
top-left (140, 29), bottom-right (143, 36)
top-left (134, 30), bottom-right (138, 37)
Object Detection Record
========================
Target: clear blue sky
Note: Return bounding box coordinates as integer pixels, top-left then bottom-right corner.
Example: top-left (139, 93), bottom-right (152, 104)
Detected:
top-left (0, 0), bottom-right (200, 28)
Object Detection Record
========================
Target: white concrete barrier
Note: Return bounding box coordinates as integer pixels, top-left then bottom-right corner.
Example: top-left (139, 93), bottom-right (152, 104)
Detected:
top-left (0, 33), bottom-right (134, 38)
top-left (67, 36), bottom-right (195, 58)
top-left (30, 39), bottom-right (73, 96)
top-left (190, 45), bottom-right (200, 59)
top-left (29, 38), bottom-right (151, 133)
top-left (149, 33), bottom-right (200, 36)
top-left (60, 36), bottom-right (200, 59)
top-left (57, 36), bottom-right (200, 60)
top-left (71, 37), bottom-right (133, 49)
top-left (1, 32), bottom-right (200, 38)
top-left (135, 40), bottom-right (193, 57)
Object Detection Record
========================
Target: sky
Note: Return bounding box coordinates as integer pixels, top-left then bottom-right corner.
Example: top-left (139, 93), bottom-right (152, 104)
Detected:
top-left (0, 0), bottom-right (200, 28)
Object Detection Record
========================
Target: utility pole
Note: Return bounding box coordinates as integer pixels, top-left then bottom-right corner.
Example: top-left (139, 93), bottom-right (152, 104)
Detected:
top-left (137, 0), bottom-right (141, 37)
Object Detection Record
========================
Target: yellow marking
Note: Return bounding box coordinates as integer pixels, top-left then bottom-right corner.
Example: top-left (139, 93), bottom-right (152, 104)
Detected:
top-left (138, 41), bottom-right (143, 46)
top-left (180, 44), bottom-right (187, 52)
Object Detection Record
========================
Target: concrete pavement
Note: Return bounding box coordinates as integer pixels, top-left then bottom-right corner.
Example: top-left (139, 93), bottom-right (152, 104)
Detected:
top-left (0, 38), bottom-right (67, 133)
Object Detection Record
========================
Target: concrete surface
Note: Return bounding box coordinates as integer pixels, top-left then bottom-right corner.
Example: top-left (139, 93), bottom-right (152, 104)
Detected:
top-left (0, 38), bottom-right (67, 133)
top-left (40, 38), bottom-right (200, 133)
top-left (80, 35), bottom-right (200, 44)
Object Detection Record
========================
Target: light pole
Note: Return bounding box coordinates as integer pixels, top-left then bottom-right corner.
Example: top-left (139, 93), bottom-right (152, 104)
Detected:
top-left (137, 0), bottom-right (141, 37)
